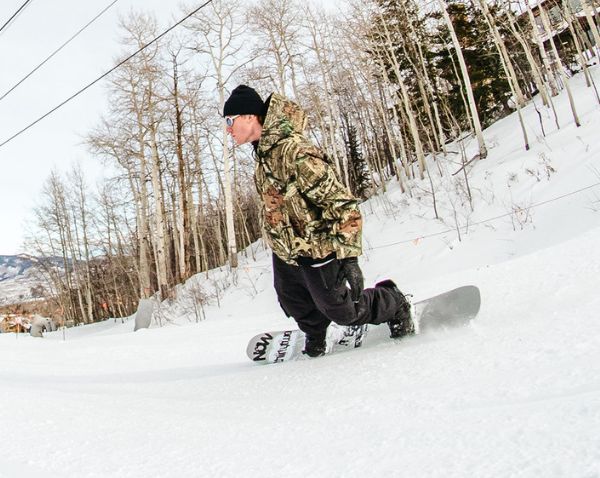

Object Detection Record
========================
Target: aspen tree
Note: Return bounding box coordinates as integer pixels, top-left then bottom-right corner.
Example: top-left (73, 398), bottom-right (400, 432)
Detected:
top-left (187, 99), bottom-right (210, 273)
top-left (563, 1), bottom-right (600, 103)
top-left (376, 9), bottom-right (427, 178)
top-left (248, 0), bottom-right (302, 98)
top-left (538, 2), bottom-right (581, 126)
top-left (438, 0), bottom-right (488, 159)
top-left (524, 0), bottom-right (559, 97)
top-left (302, 5), bottom-right (348, 182)
top-left (68, 164), bottom-right (95, 323)
top-left (582, 0), bottom-right (600, 58)
top-left (564, 4), bottom-right (592, 87)
top-left (341, 1), bottom-right (410, 188)
top-left (477, 0), bottom-right (526, 106)
top-left (504, 10), bottom-right (551, 107)
top-left (168, 51), bottom-right (191, 282)
top-left (187, 0), bottom-right (251, 269)
top-left (476, 0), bottom-right (529, 149)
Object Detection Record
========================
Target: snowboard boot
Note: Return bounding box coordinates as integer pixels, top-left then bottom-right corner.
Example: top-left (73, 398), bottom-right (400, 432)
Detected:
top-left (376, 279), bottom-right (414, 339)
top-left (303, 334), bottom-right (327, 357)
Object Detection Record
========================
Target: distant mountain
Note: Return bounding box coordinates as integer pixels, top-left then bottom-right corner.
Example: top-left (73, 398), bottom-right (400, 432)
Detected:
top-left (0, 255), bottom-right (35, 280)
top-left (0, 255), bottom-right (61, 305)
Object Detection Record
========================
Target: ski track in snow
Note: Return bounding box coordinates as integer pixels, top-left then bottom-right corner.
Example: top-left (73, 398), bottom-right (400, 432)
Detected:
top-left (1, 68), bottom-right (600, 478)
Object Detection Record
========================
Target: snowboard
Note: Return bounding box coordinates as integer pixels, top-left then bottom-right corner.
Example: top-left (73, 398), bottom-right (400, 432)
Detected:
top-left (246, 285), bottom-right (481, 364)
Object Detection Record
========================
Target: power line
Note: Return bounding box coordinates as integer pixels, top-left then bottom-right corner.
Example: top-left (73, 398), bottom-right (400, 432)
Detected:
top-left (0, 0), bottom-right (121, 103)
top-left (369, 182), bottom-right (600, 251)
top-left (238, 181), bottom-right (600, 270)
top-left (0, 0), bottom-right (213, 149)
top-left (0, 0), bottom-right (34, 35)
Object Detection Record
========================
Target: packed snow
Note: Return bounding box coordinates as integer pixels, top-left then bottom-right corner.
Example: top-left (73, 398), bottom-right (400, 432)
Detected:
top-left (1, 69), bottom-right (600, 478)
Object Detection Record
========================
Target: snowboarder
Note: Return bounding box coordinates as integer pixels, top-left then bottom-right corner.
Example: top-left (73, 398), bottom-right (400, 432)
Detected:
top-left (223, 85), bottom-right (413, 357)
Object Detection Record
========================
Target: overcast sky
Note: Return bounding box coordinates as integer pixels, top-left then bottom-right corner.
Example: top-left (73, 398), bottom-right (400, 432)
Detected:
top-left (0, 0), bottom-right (194, 255)
top-left (0, 0), bottom-right (339, 256)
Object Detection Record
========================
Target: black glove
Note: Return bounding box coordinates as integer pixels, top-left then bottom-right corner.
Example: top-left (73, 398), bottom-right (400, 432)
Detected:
top-left (339, 257), bottom-right (364, 302)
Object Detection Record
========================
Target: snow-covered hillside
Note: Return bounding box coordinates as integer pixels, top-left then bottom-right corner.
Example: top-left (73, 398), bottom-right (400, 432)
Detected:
top-left (0, 255), bottom-right (53, 305)
top-left (1, 69), bottom-right (599, 478)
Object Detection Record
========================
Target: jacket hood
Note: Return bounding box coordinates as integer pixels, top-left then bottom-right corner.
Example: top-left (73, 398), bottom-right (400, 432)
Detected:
top-left (257, 93), bottom-right (307, 154)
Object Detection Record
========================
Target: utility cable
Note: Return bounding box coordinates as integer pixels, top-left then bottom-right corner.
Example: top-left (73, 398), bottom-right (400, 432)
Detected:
top-left (0, 0), bottom-right (213, 149)
top-left (369, 181), bottom-right (600, 251)
top-left (0, 0), bottom-right (34, 35)
top-left (238, 181), bottom-right (600, 270)
top-left (0, 0), bottom-right (121, 103)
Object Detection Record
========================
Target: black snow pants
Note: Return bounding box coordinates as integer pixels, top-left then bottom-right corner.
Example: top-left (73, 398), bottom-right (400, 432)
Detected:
top-left (273, 253), bottom-right (400, 339)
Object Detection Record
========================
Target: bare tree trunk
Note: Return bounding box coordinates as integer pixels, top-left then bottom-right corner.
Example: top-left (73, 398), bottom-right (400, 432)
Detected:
top-left (148, 117), bottom-right (170, 297)
top-left (565, 2), bottom-right (600, 103)
top-left (438, 0), bottom-right (487, 159)
top-left (477, 0), bottom-right (526, 107)
top-left (188, 100), bottom-right (207, 273)
top-left (376, 10), bottom-right (427, 178)
top-left (582, 0), bottom-right (600, 58)
top-left (364, 46), bottom-right (404, 181)
top-left (539, 2), bottom-right (581, 127)
top-left (70, 165), bottom-right (95, 323)
top-left (136, 151), bottom-right (153, 299)
top-left (303, 6), bottom-right (346, 181)
top-left (66, 210), bottom-right (89, 324)
top-left (413, 33), bottom-right (447, 155)
top-left (222, 124), bottom-right (238, 268)
top-left (505, 10), bottom-right (551, 107)
top-left (205, 132), bottom-right (227, 266)
top-left (47, 173), bottom-right (79, 323)
top-left (524, 0), bottom-right (559, 97)
top-left (565, 5), bottom-right (592, 88)
top-left (477, 0), bottom-right (529, 150)
top-left (187, 0), bottom-right (252, 269)
top-left (170, 54), bottom-right (191, 281)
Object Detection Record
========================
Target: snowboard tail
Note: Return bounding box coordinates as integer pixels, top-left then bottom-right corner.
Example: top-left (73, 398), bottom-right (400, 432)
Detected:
top-left (246, 285), bottom-right (481, 364)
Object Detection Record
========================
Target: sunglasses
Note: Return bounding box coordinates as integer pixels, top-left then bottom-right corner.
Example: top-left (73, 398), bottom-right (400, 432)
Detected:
top-left (225, 115), bottom-right (240, 127)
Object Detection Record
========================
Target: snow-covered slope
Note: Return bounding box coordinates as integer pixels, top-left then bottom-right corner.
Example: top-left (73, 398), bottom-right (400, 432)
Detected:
top-left (0, 255), bottom-right (52, 305)
top-left (0, 70), bottom-right (599, 478)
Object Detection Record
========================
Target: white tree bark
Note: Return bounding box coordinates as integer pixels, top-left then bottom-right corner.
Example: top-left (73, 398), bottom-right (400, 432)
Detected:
top-left (582, 0), bottom-right (600, 58)
top-left (187, 0), bottom-right (251, 269)
top-left (377, 10), bottom-right (427, 178)
top-left (524, 0), bottom-right (559, 97)
top-left (438, 0), bottom-right (487, 159)
top-left (538, 3), bottom-right (581, 127)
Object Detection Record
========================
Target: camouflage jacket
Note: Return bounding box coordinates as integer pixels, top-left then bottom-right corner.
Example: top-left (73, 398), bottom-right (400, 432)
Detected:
top-left (255, 93), bottom-right (362, 265)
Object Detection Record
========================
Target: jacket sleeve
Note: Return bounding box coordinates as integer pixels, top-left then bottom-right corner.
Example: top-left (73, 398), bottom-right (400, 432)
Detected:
top-left (290, 137), bottom-right (363, 258)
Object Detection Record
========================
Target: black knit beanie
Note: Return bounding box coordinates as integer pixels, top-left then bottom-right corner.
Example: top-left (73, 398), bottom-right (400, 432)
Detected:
top-left (223, 85), bottom-right (265, 116)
